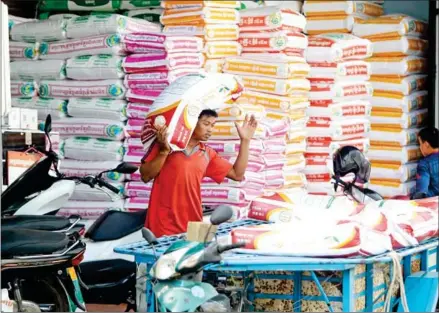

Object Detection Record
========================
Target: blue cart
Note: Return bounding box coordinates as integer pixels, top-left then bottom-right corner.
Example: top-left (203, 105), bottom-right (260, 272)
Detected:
top-left (115, 219), bottom-right (439, 312)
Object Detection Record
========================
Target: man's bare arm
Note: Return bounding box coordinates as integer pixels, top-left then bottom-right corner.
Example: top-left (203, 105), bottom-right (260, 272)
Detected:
top-left (226, 139), bottom-right (249, 182)
top-left (140, 152), bottom-right (169, 183)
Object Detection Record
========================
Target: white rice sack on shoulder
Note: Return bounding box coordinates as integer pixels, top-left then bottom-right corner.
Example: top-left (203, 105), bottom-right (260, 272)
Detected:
top-left (66, 14), bottom-right (160, 39)
top-left (369, 75), bottom-right (427, 96)
top-left (204, 41), bottom-right (242, 59)
top-left (39, 80), bottom-right (126, 99)
top-left (369, 127), bottom-right (420, 146)
top-left (124, 8), bottom-right (163, 23)
top-left (370, 108), bottom-right (428, 129)
top-left (58, 160), bottom-right (127, 182)
top-left (9, 42), bottom-right (39, 61)
top-left (370, 162), bottom-right (418, 183)
top-left (308, 60), bottom-right (371, 83)
top-left (60, 137), bottom-right (125, 161)
top-left (121, 0), bottom-right (161, 9)
top-left (368, 180), bottom-right (416, 198)
top-left (371, 90), bottom-right (428, 113)
top-left (10, 60), bottom-right (66, 81)
top-left (303, 1), bottom-right (383, 17)
top-left (39, 34), bottom-right (127, 60)
top-left (67, 98), bottom-right (127, 121)
top-left (366, 56), bottom-right (427, 77)
top-left (11, 97), bottom-right (68, 120)
top-left (10, 19), bottom-right (67, 43)
top-left (305, 14), bottom-right (369, 35)
top-left (309, 81), bottom-right (373, 102)
top-left (66, 54), bottom-right (124, 80)
top-left (352, 15), bottom-right (428, 39)
top-left (370, 36), bottom-right (429, 57)
top-left (71, 182), bottom-right (125, 201)
top-left (367, 145), bottom-right (422, 164)
top-left (239, 7), bottom-right (306, 33)
top-left (10, 81), bottom-right (38, 97)
top-left (238, 32), bottom-right (308, 57)
top-left (39, 0), bottom-right (120, 12)
top-left (307, 34), bottom-right (373, 63)
top-left (49, 118), bottom-right (126, 140)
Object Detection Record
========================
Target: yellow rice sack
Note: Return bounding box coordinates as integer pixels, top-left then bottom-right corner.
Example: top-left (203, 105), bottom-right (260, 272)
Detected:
top-left (160, 7), bottom-right (240, 25)
top-left (240, 75), bottom-right (310, 96)
top-left (303, 1), bottom-right (383, 17)
top-left (370, 108), bottom-right (428, 129)
top-left (217, 103), bottom-right (266, 122)
top-left (366, 56), bottom-right (427, 77)
top-left (210, 121), bottom-right (267, 140)
top-left (369, 36), bottom-right (428, 57)
top-left (305, 14), bottom-right (368, 35)
top-left (371, 90), bottom-right (428, 113)
top-left (204, 41), bottom-right (242, 59)
top-left (239, 7), bottom-right (306, 33)
top-left (352, 15), bottom-right (428, 39)
top-left (223, 56), bottom-right (310, 79)
top-left (367, 145), bottom-right (421, 164)
top-left (266, 108), bottom-right (308, 123)
top-left (370, 162), bottom-right (418, 183)
top-left (236, 90), bottom-right (309, 113)
top-left (369, 127), bottom-right (420, 147)
top-left (238, 32), bottom-right (308, 57)
top-left (163, 24), bottom-right (240, 41)
top-left (161, 1), bottom-right (241, 9)
top-left (204, 59), bottom-right (224, 73)
top-left (368, 180), bottom-right (416, 198)
top-left (369, 74), bottom-right (427, 96)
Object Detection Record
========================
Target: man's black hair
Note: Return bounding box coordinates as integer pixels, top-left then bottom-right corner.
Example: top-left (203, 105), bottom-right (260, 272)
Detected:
top-left (198, 109), bottom-right (218, 119)
top-left (418, 127), bottom-right (439, 149)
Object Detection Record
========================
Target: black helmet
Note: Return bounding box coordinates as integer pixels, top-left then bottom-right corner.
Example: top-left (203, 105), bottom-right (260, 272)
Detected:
top-left (333, 146), bottom-right (371, 185)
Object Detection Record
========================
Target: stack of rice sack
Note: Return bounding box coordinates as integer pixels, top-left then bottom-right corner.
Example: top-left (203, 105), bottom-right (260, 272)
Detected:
top-left (305, 34), bottom-right (374, 195)
top-left (352, 15), bottom-right (429, 198)
top-left (223, 7), bottom-right (310, 195)
top-left (302, 0), bottom-right (384, 35)
top-left (121, 0), bottom-right (163, 27)
top-left (9, 14), bottom-right (161, 220)
top-left (240, 0), bottom-right (303, 11)
top-left (160, 0), bottom-right (242, 74)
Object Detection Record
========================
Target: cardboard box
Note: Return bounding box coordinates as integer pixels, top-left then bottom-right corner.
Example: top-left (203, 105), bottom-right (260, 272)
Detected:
top-left (20, 108), bottom-right (38, 130)
top-left (7, 107), bottom-right (21, 129)
top-left (187, 222), bottom-right (218, 243)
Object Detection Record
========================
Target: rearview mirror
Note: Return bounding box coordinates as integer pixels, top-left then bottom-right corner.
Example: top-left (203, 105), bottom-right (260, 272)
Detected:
top-left (210, 205), bottom-right (233, 226)
top-left (112, 162), bottom-right (138, 174)
top-left (142, 228), bottom-right (158, 245)
top-left (363, 188), bottom-right (384, 201)
top-left (44, 114), bottom-right (52, 135)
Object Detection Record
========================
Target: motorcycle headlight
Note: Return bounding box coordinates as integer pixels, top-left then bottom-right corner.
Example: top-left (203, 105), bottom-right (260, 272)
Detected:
top-left (177, 251), bottom-right (204, 271)
top-left (152, 255), bottom-right (177, 280)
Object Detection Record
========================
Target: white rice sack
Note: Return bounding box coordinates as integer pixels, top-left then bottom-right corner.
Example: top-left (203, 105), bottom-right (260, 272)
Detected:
top-left (307, 100), bottom-right (371, 120)
top-left (67, 98), bottom-right (127, 121)
top-left (66, 14), bottom-right (160, 39)
top-left (204, 59), bottom-right (224, 73)
top-left (210, 122), bottom-right (267, 140)
top-left (9, 42), bottom-right (39, 61)
top-left (10, 19), bottom-right (67, 43)
top-left (163, 24), bottom-right (239, 41)
top-left (50, 118), bottom-right (126, 140)
top-left (122, 0), bottom-right (160, 9)
top-left (309, 81), bottom-right (373, 102)
top-left (11, 97), bottom-right (68, 120)
top-left (71, 182), bottom-right (125, 201)
top-left (366, 56), bottom-right (427, 77)
top-left (238, 32), bottom-right (308, 57)
top-left (368, 180), bottom-right (416, 198)
top-left (239, 7), bottom-right (306, 33)
top-left (371, 90), bottom-right (428, 113)
top-left (263, 1), bottom-right (302, 11)
top-left (39, 80), bottom-right (126, 99)
top-left (303, 1), bottom-right (383, 17)
top-left (39, 34), bottom-right (127, 60)
top-left (370, 108), bottom-right (428, 129)
top-left (8, 15), bottom-right (37, 31)
top-left (307, 34), bottom-right (373, 63)
top-left (57, 200), bottom-right (125, 220)
top-left (369, 75), bottom-right (427, 96)
top-left (305, 14), bottom-right (369, 35)
top-left (308, 60), bottom-right (371, 83)
top-left (369, 127), bottom-right (420, 146)
top-left (47, 13), bottom-right (80, 20)
top-left (306, 118), bottom-right (371, 141)
top-left (59, 160), bottom-right (127, 182)
top-left (124, 8), bottom-right (163, 24)
top-left (10, 60), bottom-right (66, 81)
top-left (370, 162), bottom-right (418, 183)
top-left (217, 104), bottom-right (266, 122)
top-left (367, 145), bottom-right (422, 164)
top-left (66, 55), bottom-right (124, 80)
top-left (370, 36), bottom-right (429, 57)
top-left (352, 15), bottom-right (428, 39)
top-left (10, 81), bottom-right (38, 97)
top-left (39, 0), bottom-right (120, 12)
top-left (122, 33), bottom-right (204, 54)
top-left (204, 41), bottom-right (242, 59)
top-left (60, 137), bottom-right (125, 161)
top-left (306, 137), bottom-right (370, 155)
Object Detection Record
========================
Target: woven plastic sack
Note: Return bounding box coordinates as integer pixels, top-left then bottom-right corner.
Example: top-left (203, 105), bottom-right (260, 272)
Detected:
top-left (369, 75), bottom-right (427, 96)
top-left (371, 90), bottom-right (428, 113)
top-left (66, 55), bottom-right (124, 80)
top-left (9, 42), bottom-right (39, 61)
top-left (60, 137), bottom-right (125, 161)
top-left (10, 19), bottom-right (67, 42)
top-left (11, 97), bottom-right (67, 120)
top-left (369, 127), bottom-right (419, 147)
top-left (370, 108), bottom-right (428, 129)
top-left (39, 80), bottom-right (126, 99)
top-left (366, 56), bottom-right (427, 77)
top-left (367, 145), bottom-right (422, 164)
top-left (303, 1), bottom-right (383, 17)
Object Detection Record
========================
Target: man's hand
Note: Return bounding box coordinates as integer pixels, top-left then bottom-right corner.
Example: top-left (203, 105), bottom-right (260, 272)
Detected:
top-left (156, 126), bottom-right (171, 153)
top-left (235, 114), bottom-right (258, 141)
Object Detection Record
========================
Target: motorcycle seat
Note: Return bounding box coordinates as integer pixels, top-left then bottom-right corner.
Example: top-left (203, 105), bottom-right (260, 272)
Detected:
top-left (1, 215), bottom-right (71, 231)
top-left (1, 229), bottom-right (70, 258)
top-left (85, 210), bottom-right (147, 242)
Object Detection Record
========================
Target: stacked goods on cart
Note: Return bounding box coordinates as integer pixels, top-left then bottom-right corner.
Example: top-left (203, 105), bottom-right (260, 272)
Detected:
top-left (352, 15), bottom-right (429, 198)
top-left (302, 0), bottom-right (384, 35)
top-left (8, 14), bottom-right (161, 222)
top-left (304, 34), bottom-right (373, 195)
top-left (160, 0), bottom-right (242, 74)
top-left (223, 6), bottom-right (310, 199)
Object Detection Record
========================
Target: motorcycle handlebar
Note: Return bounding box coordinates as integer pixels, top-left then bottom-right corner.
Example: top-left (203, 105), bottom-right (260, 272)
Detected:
top-left (216, 242), bottom-right (245, 254)
top-left (96, 178), bottom-right (120, 194)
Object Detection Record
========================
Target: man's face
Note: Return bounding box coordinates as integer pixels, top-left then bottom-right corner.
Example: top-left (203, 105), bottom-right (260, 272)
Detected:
top-left (192, 115), bottom-right (216, 141)
top-left (418, 137), bottom-right (429, 157)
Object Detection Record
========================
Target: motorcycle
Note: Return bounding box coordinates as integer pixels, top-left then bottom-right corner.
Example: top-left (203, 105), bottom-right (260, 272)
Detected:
top-left (139, 205), bottom-right (245, 312)
top-left (1, 114), bottom-right (142, 309)
top-left (1, 228), bottom-right (87, 312)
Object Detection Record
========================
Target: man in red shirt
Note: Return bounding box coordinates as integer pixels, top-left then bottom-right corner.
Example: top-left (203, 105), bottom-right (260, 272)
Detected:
top-left (140, 109), bottom-right (257, 237)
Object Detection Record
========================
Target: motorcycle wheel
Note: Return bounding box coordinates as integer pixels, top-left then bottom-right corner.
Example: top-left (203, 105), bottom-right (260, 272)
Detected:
top-left (18, 276), bottom-right (70, 312)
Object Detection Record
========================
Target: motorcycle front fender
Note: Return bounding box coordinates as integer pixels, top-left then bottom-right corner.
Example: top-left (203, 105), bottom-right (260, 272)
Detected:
top-left (153, 280), bottom-right (218, 312)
